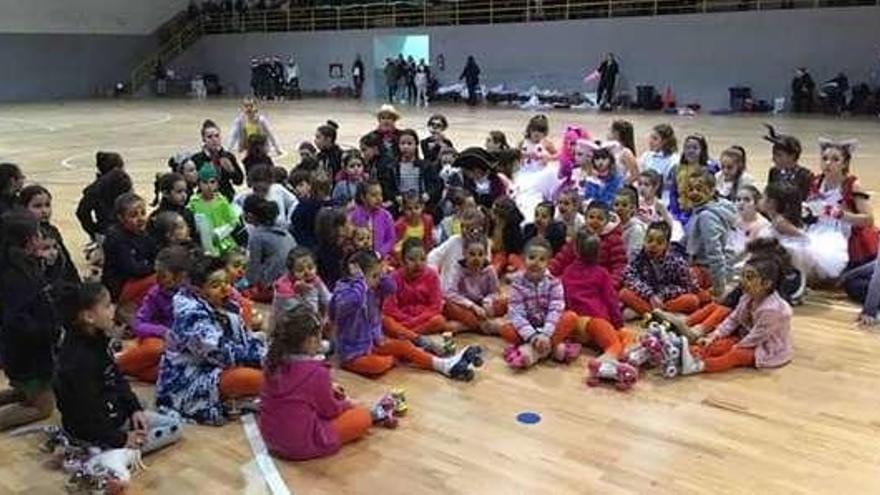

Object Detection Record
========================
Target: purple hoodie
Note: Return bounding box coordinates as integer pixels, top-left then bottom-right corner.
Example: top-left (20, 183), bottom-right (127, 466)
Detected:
top-left (259, 357), bottom-right (350, 461)
top-left (133, 284), bottom-right (175, 339)
top-left (329, 274), bottom-right (396, 362)
top-left (348, 204), bottom-right (396, 258)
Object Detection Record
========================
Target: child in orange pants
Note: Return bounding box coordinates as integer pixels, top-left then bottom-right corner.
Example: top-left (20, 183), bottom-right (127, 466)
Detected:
top-left (442, 236), bottom-right (509, 335)
top-left (504, 238), bottom-right (582, 369)
top-left (331, 250), bottom-right (482, 379)
top-left (688, 256), bottom-right (793, 374)
top-left (620, 221), bottom-right (703, 317)
top-left (117, 246), bottom-right (189, 382)
top-left (559, 231), bottom-right (631, 360)
top-left (489, 197), bottom-right (526, 276)
top-left (382, 239), bottom-right (450, 354)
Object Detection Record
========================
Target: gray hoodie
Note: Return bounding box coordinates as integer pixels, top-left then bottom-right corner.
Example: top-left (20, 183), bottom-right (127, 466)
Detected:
top-left (685, 198), bottom-right (737, 295)
top-left (246, 225), bottom-right (297, 287)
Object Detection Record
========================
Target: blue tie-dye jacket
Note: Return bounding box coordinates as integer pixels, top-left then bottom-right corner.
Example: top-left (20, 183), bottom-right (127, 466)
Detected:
top-left (156, 287), bottom-right (266, 425)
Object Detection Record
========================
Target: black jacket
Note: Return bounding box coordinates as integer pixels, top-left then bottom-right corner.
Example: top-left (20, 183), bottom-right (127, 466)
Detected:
top-left (54, 330), bottom-right (142, 448)
top-left (0, 248), bottom-right (61, 383)
top-left (372, 158), bottom-right (443, 216)
top-left (148, 197), bottom-right (198, 244)
top-left (191, 149), bottom-right (244, 202)
top-left (76, 181), bottom-right (116, 240)
top-left (420, 136), bottom-right (454, 165)
top-left (101, 224), bottom-right (158, 300)
top-left (523, 221), bottom-right (567, 254)
top-left (317, 145), bottom-right (343, 182)
top-left (42, 223), bottom-right (82, 288)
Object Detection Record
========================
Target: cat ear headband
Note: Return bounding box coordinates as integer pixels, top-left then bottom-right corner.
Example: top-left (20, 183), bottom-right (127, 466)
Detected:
top-left (583, 139), bottom-right (621, 154)
top-left (818, 137), bottom-right (858, 154)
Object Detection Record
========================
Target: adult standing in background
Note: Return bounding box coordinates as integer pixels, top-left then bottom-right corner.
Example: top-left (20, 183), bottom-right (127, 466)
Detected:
top-left (384, 58), bottom-right (398, 103)
top-left (459, 55), bottom-right (481, 106)
top-left (352, 55), bottom-right (365, 99)
top-left (285, 56), bottom-right (300, 99)
top-left (595, 52), bottom-right (619, 110)
top-left (154, 60), bottom-right (167, 97)
top-left (406, 56), bottom-right (417, 105)
top-left (791, 67), bottom-right (815, 113)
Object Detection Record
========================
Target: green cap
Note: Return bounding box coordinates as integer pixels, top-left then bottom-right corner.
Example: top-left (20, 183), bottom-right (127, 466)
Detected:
top-left (198, 164), bottom-right (218, 182)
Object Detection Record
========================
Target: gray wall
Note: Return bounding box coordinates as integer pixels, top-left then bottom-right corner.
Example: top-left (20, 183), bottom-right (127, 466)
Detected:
top-left (176, 6), bottom-right (880, 109)
top-left (0, 33), bottom-right (155, 101)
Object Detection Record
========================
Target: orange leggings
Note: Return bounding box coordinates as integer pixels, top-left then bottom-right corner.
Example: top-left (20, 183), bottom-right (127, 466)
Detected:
top-left (686, 303), bottom-right (732, 330)
top-left (342, 339), bottom-right (435, 377)
top-left (219, 367), bottom-right (264, 399)
top-left (443, 299), bottom-right (508, 331)
top-left (691, 337), bottom-right (756, 372)
top-left (116, 338), bottom-right (164, 382)
top-left (119, 274), bottom-right (158, 307)
top-left (498, 310), bottom-right (578, 346)
top-left (619, 289), bottom-right (701, 315)
top-left (569, 312), bottom-right (631, 358)
top-left (491, 252), bottom-right (524, 276)
top-left (382, 314), bottom-right (447, 341)
top-left (331, 407), bottom-right (373, 445)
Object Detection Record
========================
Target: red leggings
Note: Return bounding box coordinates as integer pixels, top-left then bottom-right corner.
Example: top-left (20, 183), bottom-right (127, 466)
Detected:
top-left (342, 339), bottom-right (435, 377)
top-left (382, 314), bottom-right (447, 341)
top-left (686, 303), bottom-right (732, 330)
top-left (691, 337), bottom-right (756, 372)
top-left (331, 407), bottom-right (372, 445)
top-left (116, 338), bottom-right (164, 382)
top-left (443, 299), bottom-right (508, 331)
top-left (619, 289), bottom-right (701, 316)
top-left (219, 367), bottom-right (264, 399)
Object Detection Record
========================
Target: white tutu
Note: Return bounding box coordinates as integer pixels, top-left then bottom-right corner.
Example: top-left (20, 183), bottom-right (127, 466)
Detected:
top-left (805, 222), bottom-right (849, 279)
top-left (512, 163), bottom-right (561, 224)
top-left (775, 232), bottom-right (816, 280)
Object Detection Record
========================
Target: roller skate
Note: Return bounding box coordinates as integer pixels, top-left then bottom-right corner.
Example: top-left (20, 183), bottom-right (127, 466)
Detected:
top-left (586, 359), bottom-right (639, 391)
top-left (415, 335), bottom-right (453, 357)
top-left (552, 342), bottom-right (582, 364)
top-left (503, 345), bottom-right (532, 370)
top-left (371, 395), bottom-right (399, 428)
top-left (389, 389), bottom-right (408, 416)
top-left (440, 332), bottom-right (456, 356)
top-left (651, 309), bottom-right (702, 342)
top-left (679, 338), bottom-right (704, 376)
top-left (658, 332), bottom-right (683, 378)
top-left (445, 345), bottom-right (483, 381)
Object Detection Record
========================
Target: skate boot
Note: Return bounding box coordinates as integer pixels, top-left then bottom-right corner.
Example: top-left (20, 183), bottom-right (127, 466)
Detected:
top-left (586, 359), bottom-right (639, 391)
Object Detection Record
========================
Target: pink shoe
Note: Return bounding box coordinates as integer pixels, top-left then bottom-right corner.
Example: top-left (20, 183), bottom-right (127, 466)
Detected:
top-left (586, 359), bottom-right (639, 391)
top-left (503, 345), bottom-right (528, 369)
top-left (553, 342), bottom-right (582, 363)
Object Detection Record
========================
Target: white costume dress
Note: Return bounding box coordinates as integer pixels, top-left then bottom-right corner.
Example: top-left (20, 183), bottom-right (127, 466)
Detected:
top-left (804, 182), bottom-right (850, 279)
top-left (513, 139), bottom-right (560, 224)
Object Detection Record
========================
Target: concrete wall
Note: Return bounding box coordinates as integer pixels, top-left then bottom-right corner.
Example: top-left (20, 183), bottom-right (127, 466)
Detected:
top-left (176, 6), bottom-right (880, 109)
top-left (0, 33), bottom-right (155, 101)
top-left (0, 0), bottom-right (188, 34)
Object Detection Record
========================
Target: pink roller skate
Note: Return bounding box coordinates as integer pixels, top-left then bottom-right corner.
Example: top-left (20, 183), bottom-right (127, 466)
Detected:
top-left (553, 342), bottom-right (582, 364)
top-left (503, 345), bottom-right (529, 369)
top-left (371, 395), bottom-right (399, 428)
top-left (586, 359), bottom-right (639, 391)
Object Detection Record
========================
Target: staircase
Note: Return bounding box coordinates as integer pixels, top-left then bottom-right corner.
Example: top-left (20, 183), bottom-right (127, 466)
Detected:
top-left (129, 18), bottom-right (203, 94)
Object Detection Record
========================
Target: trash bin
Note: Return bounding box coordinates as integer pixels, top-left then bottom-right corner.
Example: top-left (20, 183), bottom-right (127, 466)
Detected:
top-left (729, 86), bottom-right (752, 112)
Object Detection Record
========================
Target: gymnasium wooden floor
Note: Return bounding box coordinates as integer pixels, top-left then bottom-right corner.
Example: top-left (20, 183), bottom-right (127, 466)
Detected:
top-left (1, 99), bottom-right (879, 494)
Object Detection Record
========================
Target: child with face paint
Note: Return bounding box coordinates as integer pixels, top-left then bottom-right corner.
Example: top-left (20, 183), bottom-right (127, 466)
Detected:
top-left (668, 134), bottom-right (719, 225)
top-left (549, 201), bottom-right (627, 289)
top-left (613, 186), bottom-right (646, 262)
top-left (443, 236), bottom-right (510, 335)
top-left (102, 193), bottom-right (159, 308)
top-left (503, 238), bottom-right (580, 369)
top-left (428, 206), bottom-right (490, 290)
top-left (621, 222), bottom-right (702, 317)
top-left (523, 201), bottom-right (567, 255)
top-left (687, 255), bottom-right (793, 374)
top-left (804, 139), bottom-right (876, 278)
top-left (156, 255), bottom-right (266, 424)
top-left (683, 172), bottom-right (736, 297)
top-left (582, 142), bottom-right (624, 208)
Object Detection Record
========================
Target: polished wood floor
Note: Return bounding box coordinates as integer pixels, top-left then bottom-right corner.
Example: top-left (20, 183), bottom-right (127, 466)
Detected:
top-left (1, 99), bottom-right (879, 494)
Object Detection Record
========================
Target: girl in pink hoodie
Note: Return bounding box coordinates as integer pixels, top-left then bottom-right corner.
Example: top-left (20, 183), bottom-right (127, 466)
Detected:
top-left (259, 306), bottom-right (376, 461)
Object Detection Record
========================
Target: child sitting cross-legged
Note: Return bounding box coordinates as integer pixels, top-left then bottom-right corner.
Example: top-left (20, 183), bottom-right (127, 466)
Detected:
top-left (620, 221), bottom-right (704, 318)
top-left (443, 235), bottom-right (509, 335)
top-left (55, 282), bottom-right (182, 455)
top-left (502, 238), bottom-right (579, 369)
top-left (242, 195), bottom-right (296, 303)
top-left (117, 246), bottom-right (192, 383)
top-left (259, 306), bottom-right (394, 461)
top-left (330, 250), bottom-right (482, 380)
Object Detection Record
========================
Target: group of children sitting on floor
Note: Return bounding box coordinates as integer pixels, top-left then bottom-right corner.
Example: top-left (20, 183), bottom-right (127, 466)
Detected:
top-left (0, 99), bottom-right (876, 466)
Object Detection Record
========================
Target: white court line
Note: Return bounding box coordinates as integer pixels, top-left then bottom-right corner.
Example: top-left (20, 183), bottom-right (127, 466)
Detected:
top-left (241, 413), bottom-right (292, 495)
top-left (0, 117), bottom-right (58, 132)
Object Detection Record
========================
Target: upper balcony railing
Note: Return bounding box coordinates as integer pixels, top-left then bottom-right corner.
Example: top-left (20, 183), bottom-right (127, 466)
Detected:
top-left (199, 0), bottom-right (878, 33)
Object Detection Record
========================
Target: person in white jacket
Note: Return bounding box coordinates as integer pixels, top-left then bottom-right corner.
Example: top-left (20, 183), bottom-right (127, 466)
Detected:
top-left (228, 97), bottom-right (283, 156)
top-left (427, 207), bottom-right (490, 291)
